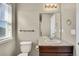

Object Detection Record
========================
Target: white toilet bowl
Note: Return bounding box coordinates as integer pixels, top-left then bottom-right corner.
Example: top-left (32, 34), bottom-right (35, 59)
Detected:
top-left (18, 41), bottom-right (32, 56)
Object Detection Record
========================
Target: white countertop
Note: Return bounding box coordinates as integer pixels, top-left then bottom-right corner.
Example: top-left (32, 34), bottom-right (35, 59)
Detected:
top-left (38, 37), bottom-right (74, 46)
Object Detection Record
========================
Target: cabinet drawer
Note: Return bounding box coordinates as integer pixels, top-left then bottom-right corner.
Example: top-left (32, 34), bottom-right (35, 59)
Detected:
top-left (39, 46), bottom-right (73, 53)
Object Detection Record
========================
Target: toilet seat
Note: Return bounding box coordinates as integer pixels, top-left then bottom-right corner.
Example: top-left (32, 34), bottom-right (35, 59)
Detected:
top-left (18, 53), bottom-right (28, 56)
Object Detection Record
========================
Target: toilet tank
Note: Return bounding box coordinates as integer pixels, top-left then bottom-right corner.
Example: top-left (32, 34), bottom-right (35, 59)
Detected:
top-left (20, 41), bottom-right (32, 53)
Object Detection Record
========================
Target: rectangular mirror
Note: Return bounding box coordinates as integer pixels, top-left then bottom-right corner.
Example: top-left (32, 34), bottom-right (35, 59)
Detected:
top-left (39, 4), bottom-right (61, 40)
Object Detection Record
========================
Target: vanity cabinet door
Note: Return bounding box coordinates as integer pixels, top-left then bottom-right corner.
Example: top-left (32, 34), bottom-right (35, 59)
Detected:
top-left (39, 46), bottom-right (73, 56)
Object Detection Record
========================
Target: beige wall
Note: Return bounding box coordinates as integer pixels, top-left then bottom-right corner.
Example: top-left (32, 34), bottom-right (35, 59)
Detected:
top-left (17, 4), bottom-right (41, 56)
top-left (61, 3), bottom-right (76, 45)
top-left (76, 3), bottom-right (79, 56)
top-left (0, 40), bottom-right (15, 56)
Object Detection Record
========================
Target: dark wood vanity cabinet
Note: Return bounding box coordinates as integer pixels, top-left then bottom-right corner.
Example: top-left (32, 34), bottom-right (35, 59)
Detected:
top-left (39, 46), bottom-right (73, 56)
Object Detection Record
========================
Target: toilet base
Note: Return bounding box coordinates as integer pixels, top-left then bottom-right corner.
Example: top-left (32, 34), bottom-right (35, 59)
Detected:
top-left (18, 53), bottom-right (28, 56)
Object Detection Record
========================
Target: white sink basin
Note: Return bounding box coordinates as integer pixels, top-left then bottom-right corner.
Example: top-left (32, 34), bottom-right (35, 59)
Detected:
top-left (47, 39), bottom-right (61, 43)
top-left (39, 36), bottom-right (61, 44)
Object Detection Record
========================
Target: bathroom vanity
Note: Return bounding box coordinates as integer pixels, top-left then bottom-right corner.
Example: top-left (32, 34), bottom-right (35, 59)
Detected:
top-left (38, 36), bottom-right (74, 56)
top-left (39, 39), bottom-right (74, 56)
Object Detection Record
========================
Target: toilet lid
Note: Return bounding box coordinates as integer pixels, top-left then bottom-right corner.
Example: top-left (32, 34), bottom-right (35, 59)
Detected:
top-left (18, 53), bottom-right (28, 56)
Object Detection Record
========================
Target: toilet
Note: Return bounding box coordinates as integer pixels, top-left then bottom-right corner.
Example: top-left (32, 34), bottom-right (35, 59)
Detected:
top-left (18, 41), bottom-right (32, 56)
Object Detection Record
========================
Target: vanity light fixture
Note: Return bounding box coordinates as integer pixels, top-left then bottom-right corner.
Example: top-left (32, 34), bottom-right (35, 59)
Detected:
top-left (44, 4), bottom-right (58, 8)
top-left (43, 4), bottom-right (59, 12)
